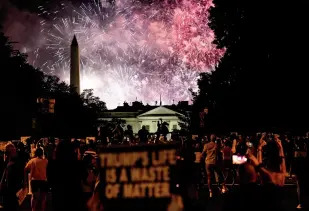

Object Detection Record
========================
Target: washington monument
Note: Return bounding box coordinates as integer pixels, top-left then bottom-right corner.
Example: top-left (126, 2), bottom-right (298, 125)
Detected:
top-left (70, 35), bottom-right (80, 94)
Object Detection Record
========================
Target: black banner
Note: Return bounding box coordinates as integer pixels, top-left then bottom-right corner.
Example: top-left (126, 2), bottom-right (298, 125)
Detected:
top-left (98, 144), bottom-right (178, 211)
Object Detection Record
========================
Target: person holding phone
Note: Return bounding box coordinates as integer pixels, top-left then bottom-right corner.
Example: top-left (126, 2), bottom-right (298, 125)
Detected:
top-left (246, 134), bottom-right (286, 210)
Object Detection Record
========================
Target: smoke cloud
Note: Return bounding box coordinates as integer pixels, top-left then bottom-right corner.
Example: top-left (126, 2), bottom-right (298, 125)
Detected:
top-left (0, 0), bottom-right (42, 53)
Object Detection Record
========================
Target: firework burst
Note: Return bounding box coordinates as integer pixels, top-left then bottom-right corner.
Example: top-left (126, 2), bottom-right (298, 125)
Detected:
top-left (30, 0), bottom-right (224, 108)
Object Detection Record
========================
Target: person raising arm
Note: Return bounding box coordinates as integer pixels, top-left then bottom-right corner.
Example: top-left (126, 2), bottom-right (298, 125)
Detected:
top-left (248, 134), bottom-right (286, 187)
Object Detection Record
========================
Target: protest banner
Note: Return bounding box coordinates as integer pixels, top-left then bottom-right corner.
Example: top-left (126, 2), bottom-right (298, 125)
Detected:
top-left (98, 144), bottom-right (179, 211)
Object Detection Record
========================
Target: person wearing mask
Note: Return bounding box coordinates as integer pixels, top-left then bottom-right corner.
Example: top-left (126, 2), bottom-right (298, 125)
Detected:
top-left (0, 142), bottom-right (22, 211)
top-left (201, 134), bottom-right (227, 197)
top-left (24, 148), bottom-right (48, 211)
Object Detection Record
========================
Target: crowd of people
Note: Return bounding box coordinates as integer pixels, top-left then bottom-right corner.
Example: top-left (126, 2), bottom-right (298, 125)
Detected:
top-left (0, 138), bottom-right (98, 211)
top-left (185, 132), bottom-right (309, 210)
top-left (0, 131), bottom-right (308, 211)
top-left (99, 119), bottom-right (171, 145)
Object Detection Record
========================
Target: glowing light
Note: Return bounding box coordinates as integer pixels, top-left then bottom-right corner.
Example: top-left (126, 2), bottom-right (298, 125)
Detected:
top-left (30, 0), bottom-right (224, 108)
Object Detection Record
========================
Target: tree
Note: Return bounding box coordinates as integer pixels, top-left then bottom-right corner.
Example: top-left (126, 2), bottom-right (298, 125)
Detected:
top-left (34, 75), bottom-right (106, 138)
top-left (193, 0), bottom-right (309, 133)
top-left (177, 112), bottom-right (191, 136)
top-left (81, 89), bottom-right (107, 113)
top-left (0, 29), bottom-right (106, 139)
top-left (100, 118), bottom-right (126, 128)
top-left (0, 29), bottom-right (44, 139)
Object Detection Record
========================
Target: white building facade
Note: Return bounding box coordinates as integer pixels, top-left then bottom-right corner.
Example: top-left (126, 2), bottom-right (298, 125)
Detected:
top-left (98, 106), bottom-right (184, 134)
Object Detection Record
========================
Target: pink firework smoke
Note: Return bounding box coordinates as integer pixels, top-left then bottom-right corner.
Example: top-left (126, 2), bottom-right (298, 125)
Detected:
top-left (27, 0), bottom-right (224, 108)
top-left (171, 0), bottom-right (224, 70)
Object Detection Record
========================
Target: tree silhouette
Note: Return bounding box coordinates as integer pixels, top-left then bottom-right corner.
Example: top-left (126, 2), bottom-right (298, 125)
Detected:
top-left (193, 0), bottom-right (309, 133)
top-left (0, 29), bottom-right (106, 139)
top-left (0, 30), bottom-right (42, 139)
top-left (176, 112), bottom-right (191, 136)
top-left (81, 89), bottom-right (107, 114)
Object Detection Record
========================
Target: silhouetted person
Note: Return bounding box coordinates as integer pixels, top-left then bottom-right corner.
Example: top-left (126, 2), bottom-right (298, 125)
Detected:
top-left (199, 107), bottom-right (212, 138)
top-left (232, 134), bottom-right (247, 155)
top-left (112, 123), bottom-right (124, 143)
top-left (17, 141), bottom-right (28, 167)
top-left (202, 134), bottom-right (227, 197)
top-left (124, 125), bottom-right (134, 142)
top-left (81, 154), bottom-right (97, 211)
top-left (25, 138), bottom-right (32, 155)
top-left (247, 135), bottom-right (286, 211)
top-left (138, 126), bottom-right (149, 143)
top-left (49, 140), bottom-right (83, 211)
top-left (87, 140), bottom-right (96, 151)
top-left (179, 140), bottom-right (195, 210)
top-left (99, 126), bottom-right (110, 145)
top-left (1, 143), bottom-right (22, 211)
top-left (156, 120), bottom-right (162, 140)
top-left (161, 122), bottom-right (169, 138)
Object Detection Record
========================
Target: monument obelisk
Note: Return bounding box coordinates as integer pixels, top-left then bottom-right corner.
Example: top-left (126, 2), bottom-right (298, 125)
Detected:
top-left (70, 35), bottom-right (80, 95)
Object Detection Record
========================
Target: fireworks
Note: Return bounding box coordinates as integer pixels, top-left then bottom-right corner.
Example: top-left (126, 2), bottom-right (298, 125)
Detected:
top-left (30, 0), bottom-right (224, 109)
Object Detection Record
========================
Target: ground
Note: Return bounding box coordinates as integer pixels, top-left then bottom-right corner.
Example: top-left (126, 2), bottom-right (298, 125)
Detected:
top-left (20, 182), bottom-right (299, 211)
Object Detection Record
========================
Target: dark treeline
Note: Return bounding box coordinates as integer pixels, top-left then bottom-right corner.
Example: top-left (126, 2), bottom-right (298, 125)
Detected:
top-left (0, 29), bottom-right (106, 140)
top-left (191, 0), bottom-right (309, 134)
